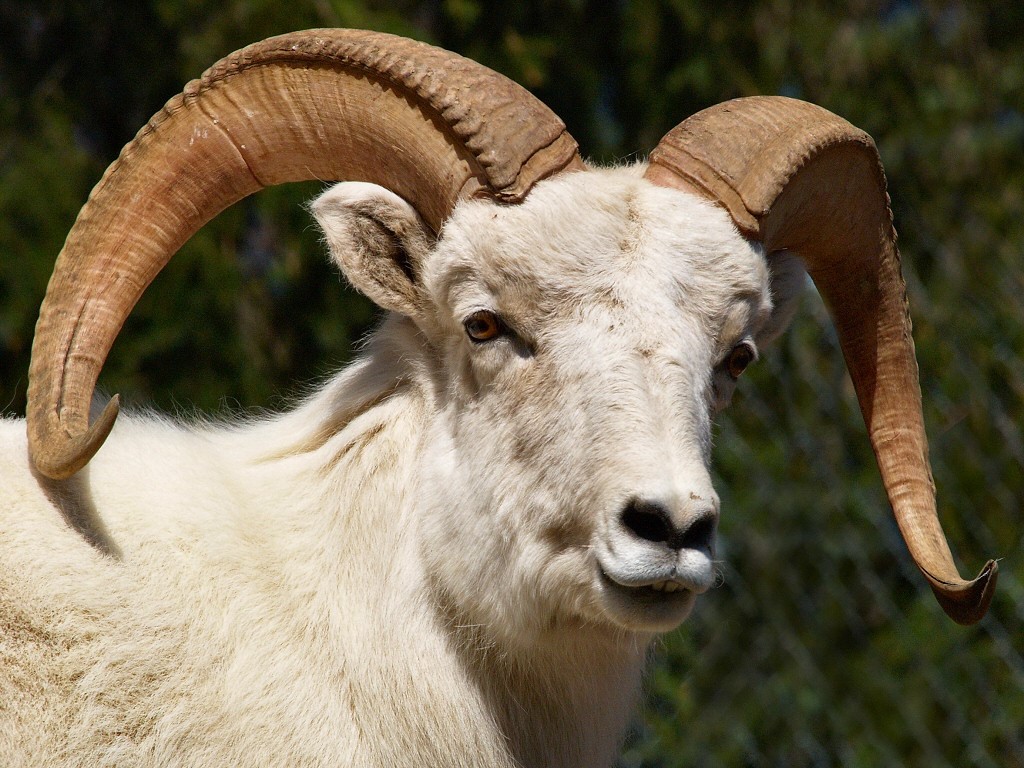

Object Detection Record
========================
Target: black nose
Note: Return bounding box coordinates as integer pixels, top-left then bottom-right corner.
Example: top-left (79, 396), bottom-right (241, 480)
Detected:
top-left (620, 498), bottom-right (717, 553)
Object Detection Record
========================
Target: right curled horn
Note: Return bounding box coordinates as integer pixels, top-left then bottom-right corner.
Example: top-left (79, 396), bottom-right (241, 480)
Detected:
top-left (27, 28), bottom-right (584, 480)
top-left (645, 96), bottom-right (997, 625)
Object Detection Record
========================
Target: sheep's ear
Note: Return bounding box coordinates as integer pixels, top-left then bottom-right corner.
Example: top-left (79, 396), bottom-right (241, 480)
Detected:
top-left (311, 182), bottom-right (435, 318)
top-left (757, 250), bottom-right (807, 347)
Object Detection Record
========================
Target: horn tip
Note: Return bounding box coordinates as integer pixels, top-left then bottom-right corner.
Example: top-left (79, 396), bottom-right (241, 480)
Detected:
top-left (928, 559), bottom-right (998, 626)
top-left (30, 394), bottom-right (120, 480)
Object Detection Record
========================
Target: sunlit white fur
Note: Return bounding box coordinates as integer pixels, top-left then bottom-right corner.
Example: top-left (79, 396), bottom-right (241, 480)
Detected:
top-left (0, 166), bottom-right (794, 767)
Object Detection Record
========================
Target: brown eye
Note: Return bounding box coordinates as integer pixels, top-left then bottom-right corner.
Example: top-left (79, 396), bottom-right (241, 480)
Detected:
top-left (726, 343), bottom-right (756, 380)
top-left (464, 310), bottom-right (504, 343)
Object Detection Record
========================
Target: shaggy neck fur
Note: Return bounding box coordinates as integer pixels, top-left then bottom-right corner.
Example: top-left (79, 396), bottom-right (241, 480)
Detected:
top-left (261, 319), bottom-right (649, 767)
top-left (133, 316), bottom-right (651, 767)
top-left (1, 318), bottom-right (648, 768)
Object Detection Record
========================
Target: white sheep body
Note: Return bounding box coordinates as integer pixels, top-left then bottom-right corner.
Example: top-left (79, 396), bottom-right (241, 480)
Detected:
top-left (1, 167), bottom-right (774, 767)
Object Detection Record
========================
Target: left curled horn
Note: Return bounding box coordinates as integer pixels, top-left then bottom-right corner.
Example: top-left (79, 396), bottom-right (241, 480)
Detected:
top-left (644, 96), bottom-right (997, 625)
top-left (27, 28), bottom-right (583, 480)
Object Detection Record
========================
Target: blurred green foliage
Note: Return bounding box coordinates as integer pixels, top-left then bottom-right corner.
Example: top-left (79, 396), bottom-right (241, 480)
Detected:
top-left (1, 1), bottom-right (1021, 765)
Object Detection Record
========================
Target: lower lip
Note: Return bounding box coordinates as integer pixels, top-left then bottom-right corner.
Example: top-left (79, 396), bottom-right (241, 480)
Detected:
top-left (597, 568), bottom-right (694, 607)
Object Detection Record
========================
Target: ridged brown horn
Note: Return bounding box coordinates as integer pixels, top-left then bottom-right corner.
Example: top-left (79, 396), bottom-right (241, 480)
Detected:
top-left (645, 96), bottom-right (996, 625)
top-left (27, 28), bottom-right (583, 480)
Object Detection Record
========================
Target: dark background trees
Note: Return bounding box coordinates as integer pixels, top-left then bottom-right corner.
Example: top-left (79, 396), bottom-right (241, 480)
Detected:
top-left (2, 1), bottom-right (1021, 764)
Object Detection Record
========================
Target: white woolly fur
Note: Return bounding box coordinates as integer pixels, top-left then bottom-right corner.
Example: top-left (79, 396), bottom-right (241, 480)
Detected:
top-left (0, 166), bottom-right (795, 767)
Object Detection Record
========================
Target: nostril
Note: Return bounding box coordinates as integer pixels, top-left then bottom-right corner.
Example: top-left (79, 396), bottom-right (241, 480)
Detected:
top-left (620, 499), bottom-right (674, 544)
top-left (620, 498), bottom-right (717, 553)
top-left (670, 512), bottom-right (717, 554)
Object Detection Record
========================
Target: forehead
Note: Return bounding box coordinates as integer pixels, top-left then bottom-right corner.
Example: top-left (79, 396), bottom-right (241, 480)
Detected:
top-left (429, 166), bottom-right (768, 317)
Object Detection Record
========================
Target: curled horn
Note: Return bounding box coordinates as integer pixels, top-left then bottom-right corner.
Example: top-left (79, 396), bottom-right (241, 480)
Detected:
top-left (27, 28), bottom-right (583, 480)
top-left (645, 96), bottom-right (996, 625)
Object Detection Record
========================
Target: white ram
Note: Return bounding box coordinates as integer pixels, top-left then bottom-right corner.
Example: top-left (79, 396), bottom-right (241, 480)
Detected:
top-left (0, 29), bottom-right (996, 768)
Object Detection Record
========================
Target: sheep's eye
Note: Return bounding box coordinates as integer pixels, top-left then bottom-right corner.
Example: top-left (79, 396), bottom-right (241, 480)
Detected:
top-left (726, 342), bottom-right (756, 380)
top-left (464, 310), bottom-right (504, 343)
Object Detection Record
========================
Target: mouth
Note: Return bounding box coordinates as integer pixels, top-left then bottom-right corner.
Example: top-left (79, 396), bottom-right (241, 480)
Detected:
top-left (595, 566), bottom-right (699, 630)
top-left (597, 567), bottom-right (693, 599)
top-left (648, 579), bottom-right (686, 593)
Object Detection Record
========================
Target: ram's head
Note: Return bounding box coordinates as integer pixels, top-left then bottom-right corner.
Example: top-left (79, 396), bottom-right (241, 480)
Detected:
top-left (26, 29), bottom-right (995, 625)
